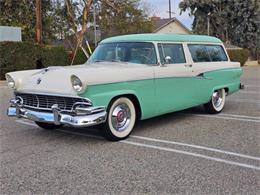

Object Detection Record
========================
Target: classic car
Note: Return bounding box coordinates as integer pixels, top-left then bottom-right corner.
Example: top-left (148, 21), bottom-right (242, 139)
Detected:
top-left (6, 34), bottom-right (243, 140)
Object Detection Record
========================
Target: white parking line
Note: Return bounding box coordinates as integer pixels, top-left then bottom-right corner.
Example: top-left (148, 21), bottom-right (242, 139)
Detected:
top-left (122, 140), bottom-right (260, 171)
top-left (227, 98), bottom-right (260, 104)
top-left (219, 113), bottom-right (260, 120)
top-left (239, 91), bottom-right (260, 95)
top-left (188, 114), bottom-right (260, 123)
top-left (15, 120), bottom-right (260, 171)
top-left (246, 85), bottom-right (260, 88)
top-left (131, 135), bottom-right (260, 161)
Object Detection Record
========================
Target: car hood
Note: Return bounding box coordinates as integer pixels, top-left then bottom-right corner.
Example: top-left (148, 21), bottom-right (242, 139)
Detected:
top-left (7, 62), bottom-right (154, 96)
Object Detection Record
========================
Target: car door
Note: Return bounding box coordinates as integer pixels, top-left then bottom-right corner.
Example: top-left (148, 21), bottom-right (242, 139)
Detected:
top-left (154, 43), bottom-right (198, 114)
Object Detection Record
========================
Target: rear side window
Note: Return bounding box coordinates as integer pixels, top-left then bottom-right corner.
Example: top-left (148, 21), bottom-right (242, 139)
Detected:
top-left (207, 45), bottom-right (228, 61)
top-left (158, 43), bottom-right (186, 64)
top-left (188, 44), bottom-right (228, 62)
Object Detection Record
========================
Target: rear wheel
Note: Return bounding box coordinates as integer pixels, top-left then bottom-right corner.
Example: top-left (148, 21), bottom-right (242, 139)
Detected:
top-left (204, 88), bottom-right (226, 114)
top-left (103, 97), bottom-right (136, 141)
top-left (35, 121), bottom-right (62, 130)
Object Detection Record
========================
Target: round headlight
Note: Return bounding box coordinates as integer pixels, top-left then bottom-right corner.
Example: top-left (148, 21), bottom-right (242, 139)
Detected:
top-left (71, 75), bottom-right (83, 92)
top-left (6, 74), bottom-right (15, 89)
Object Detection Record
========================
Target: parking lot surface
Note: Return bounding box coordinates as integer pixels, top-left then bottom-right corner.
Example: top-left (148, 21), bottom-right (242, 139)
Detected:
top-left (0, 66), bottom-right (259, 194)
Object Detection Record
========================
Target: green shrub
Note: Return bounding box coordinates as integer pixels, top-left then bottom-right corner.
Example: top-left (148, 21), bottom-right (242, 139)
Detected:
top-left (227, 49), bottom-right (249, 66)
top-left (42, 45), bottom-right (70, 66)
top-left (0, 42), bottom-right (41, 79)
top-left (67, 44), bottom-right (95, 65)
top-left (72, 49), bottom-right (88, 65)
top-left (0, 42), bottom-right (69, 79)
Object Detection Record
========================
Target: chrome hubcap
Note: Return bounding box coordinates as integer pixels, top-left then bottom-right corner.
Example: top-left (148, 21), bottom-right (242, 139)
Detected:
top-left (212, 90), bottom-right (223, 108)
top-left (111, 103), bottom-right (131, 132)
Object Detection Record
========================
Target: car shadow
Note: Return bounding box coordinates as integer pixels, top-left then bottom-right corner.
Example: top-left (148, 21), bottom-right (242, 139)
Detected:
top-left (47, 105), bottom-right (208, 140)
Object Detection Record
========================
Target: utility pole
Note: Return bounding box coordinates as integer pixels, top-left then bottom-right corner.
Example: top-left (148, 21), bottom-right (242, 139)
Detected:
top-left (207, 12), bottom-right (211, 36)
top-left (169, 0), bottom-right (171, 19)
top-left (93, 5), bottom-right (97, 47)
top-left (35, 0), bottom-right (42, 44)
top-left (167, 0), bottom-right (175, 19)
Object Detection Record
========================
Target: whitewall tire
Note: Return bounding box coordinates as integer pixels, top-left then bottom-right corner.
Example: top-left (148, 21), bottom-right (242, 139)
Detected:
top-left (204, 88), bottom-right (226, 114)
top-left (103, 97), bottom-right (136, 141)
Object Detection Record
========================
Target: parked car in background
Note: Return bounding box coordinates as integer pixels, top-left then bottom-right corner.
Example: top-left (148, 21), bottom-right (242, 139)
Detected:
top-left (6, 34), bottom-right (243, 140)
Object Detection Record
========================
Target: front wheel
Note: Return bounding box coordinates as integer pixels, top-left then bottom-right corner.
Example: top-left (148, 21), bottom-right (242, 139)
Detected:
top-left (204, 88), bottom-right (226, 114)
top-left (103, 97), bottom-right (136, 141)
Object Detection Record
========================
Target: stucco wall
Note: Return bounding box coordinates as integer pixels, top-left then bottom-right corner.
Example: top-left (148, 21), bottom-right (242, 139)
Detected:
top-left (155, 22), bottom-right (190, 34)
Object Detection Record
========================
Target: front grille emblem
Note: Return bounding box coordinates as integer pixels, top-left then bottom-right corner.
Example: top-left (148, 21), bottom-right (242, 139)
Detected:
top-left (36, 78), bottom-right (41, 85)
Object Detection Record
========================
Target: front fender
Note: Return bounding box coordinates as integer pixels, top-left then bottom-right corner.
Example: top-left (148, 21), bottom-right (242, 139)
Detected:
top-left (80, 79), bottom-right (156, 120)
top-left (87, 89), bottom-right (138, 108)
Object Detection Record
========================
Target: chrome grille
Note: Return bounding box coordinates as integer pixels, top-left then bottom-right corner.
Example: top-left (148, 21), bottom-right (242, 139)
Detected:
top-left (15, 93), bottom-right (91, 111)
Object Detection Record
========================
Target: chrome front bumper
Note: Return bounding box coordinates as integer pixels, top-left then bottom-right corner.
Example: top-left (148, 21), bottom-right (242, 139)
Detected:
top-left (7, 99), bottom-right (107, 127)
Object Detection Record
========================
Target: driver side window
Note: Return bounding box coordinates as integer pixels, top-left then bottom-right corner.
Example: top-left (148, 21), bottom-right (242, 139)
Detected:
top-left (158, 43), bottom-right (186, 64)
top-left (128, 44), bottom-right (157, 65)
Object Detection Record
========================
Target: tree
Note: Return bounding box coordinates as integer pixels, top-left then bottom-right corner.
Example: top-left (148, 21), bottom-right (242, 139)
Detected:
top-left (230, 1), bottom-right (260, 53)
top-left (0, 0), bottom-right (56, 43)
top-left (65, 0), bottom-right (93, 63)
top-left (0, 0), bottom-right (35, 41)
top-left (51, 0), bottom-right (71, 40)
top-left (179, 0), bottom-right (259, 59)
top-left (65, 0), bottom-right (153, 64)
top-left (96, 0), bottom-right (153, 38)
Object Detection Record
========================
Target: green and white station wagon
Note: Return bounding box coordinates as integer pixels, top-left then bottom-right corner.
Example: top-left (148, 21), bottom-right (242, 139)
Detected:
top-left (6, 34), bottom-right (243, 140)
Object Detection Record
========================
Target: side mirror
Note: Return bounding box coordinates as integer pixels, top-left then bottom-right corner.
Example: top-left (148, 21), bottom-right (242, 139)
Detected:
top-left (164, 56), bottom-right (171, 64)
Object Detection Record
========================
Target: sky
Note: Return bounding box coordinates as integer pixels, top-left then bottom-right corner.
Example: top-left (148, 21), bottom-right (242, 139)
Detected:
top-left (141, 0), bottom-right (194, 30)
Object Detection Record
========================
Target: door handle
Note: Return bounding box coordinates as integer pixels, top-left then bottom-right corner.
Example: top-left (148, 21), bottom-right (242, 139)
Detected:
top-left (184, 64), bottom-right (192, 67)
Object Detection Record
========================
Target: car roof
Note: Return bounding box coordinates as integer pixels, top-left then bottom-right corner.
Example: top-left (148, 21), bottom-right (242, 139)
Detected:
top-left (100, 33), bottom-right (222, 44)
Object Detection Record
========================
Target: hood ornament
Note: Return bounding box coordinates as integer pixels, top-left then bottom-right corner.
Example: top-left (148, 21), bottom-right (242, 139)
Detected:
top-left (36, 78), bottom-right (41, 85)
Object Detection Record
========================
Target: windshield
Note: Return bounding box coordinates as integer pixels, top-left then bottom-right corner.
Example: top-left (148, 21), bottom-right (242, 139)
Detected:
top-left (87, 42), bottom-right (157, 65)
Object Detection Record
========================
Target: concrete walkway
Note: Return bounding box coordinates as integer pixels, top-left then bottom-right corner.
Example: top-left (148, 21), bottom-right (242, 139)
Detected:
top-left (0, 80), bottom-right (6, 86)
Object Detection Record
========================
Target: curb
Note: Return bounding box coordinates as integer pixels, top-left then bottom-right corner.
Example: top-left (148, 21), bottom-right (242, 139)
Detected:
top-left (244, 61), bottom-right (259, 66)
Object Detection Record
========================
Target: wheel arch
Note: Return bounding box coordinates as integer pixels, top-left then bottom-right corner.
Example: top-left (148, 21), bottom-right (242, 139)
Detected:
top-left (108, 94), bottom-right (142, 120)
top-left (212, 85), bottom-right (229, 95)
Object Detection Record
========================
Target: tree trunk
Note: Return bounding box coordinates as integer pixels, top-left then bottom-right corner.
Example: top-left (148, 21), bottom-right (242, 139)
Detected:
top-left (35, 0), bottom-right (42, 44)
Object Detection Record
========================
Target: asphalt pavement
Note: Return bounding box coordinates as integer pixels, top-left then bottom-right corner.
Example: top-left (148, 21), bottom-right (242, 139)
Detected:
top-left (0, 66), bottom-right (259, 194)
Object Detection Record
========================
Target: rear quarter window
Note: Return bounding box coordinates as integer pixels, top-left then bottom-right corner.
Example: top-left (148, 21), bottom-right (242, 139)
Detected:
top-left (188, 44), bottom-right (228, 62)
